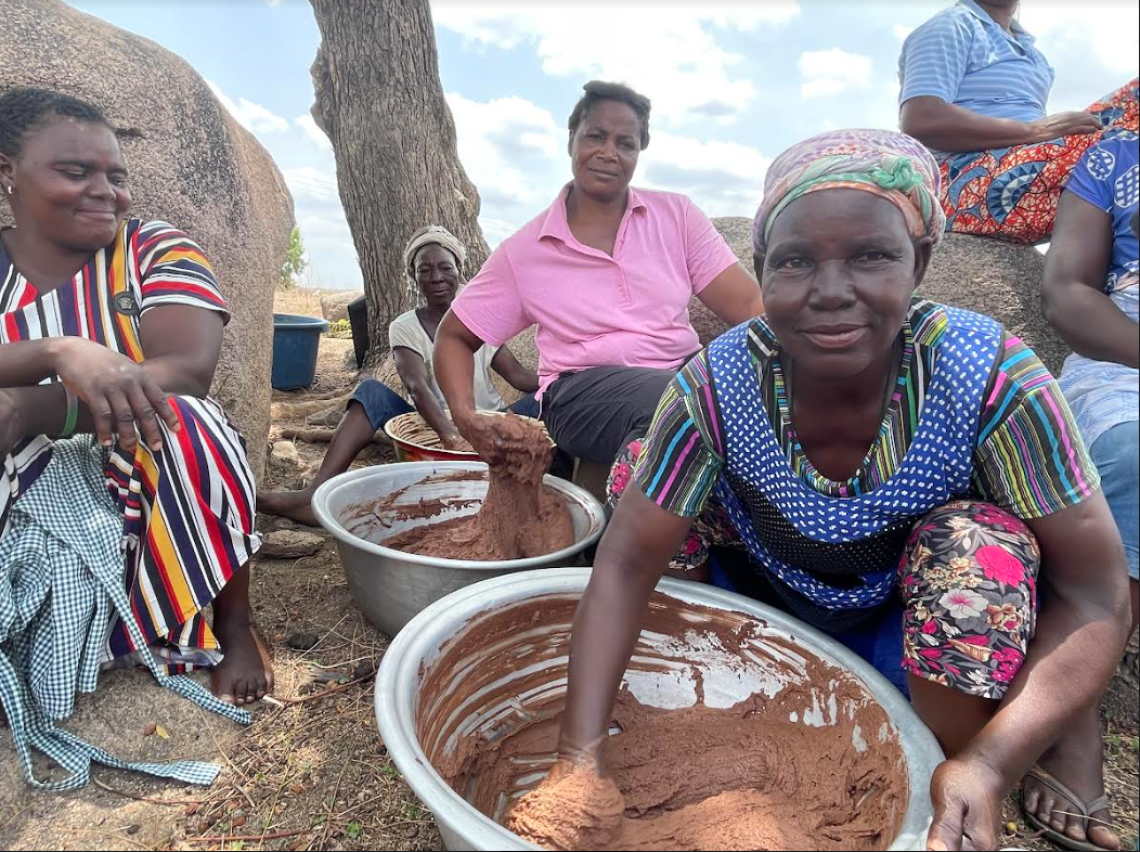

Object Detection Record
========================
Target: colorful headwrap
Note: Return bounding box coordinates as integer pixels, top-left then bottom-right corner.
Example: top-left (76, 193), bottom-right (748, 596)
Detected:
top-left (752, 129), bottom-right (946, 256)
top-left (403, 225), bottom-right (468, 286)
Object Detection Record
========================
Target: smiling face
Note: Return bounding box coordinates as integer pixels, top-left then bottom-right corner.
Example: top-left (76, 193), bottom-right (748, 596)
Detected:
top-left (760, 189), bottom-right (933, 381)
top-left (414, 243), bottom-right (462, 311)
top-left (1, 115), bottom-right (131, 252)
top-left (568, 99), bottom-right (642, 203)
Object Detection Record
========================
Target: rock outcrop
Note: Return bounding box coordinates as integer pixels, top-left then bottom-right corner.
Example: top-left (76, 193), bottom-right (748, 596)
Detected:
top-left (0, 0), bottom-right (295, 478)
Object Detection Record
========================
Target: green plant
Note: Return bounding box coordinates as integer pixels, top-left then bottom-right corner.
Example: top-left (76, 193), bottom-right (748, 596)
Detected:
top-left (326, 318), bottom-right (353, 339)
top-left (279, 226), bottom-right (307, 290)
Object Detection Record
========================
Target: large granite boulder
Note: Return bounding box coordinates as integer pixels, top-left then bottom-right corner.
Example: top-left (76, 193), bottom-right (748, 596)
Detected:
top-left (320, 291), bottom-right (360, 324)
top-left (697, 217), bottom-right (757, 346)
top-left (919, 234), bottom-right (1069, 375)
top-left (0, 0), bottom-right (295, 479)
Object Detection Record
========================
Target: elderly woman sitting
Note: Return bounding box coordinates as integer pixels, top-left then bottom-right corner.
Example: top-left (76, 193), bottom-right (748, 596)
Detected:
top-left (260, 225), bottom-right (538, 527)
top-left (554, 130), bottom-right (1131, 851)
top-left (899, 0), bottom-right (1137, 244)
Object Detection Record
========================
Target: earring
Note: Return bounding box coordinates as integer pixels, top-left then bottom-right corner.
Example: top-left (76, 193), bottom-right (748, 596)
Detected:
top-left (3, 185), bottom-right (11, 195)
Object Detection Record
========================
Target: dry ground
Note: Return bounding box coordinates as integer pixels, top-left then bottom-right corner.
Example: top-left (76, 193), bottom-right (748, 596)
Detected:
top-left (1, 288), bottom-right (1135, 852)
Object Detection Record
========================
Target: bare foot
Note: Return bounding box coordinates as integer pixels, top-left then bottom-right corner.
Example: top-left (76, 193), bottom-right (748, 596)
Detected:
top-left (1023, 708), bottom-right (1120, 850)
top-left (258, 488), bottom-right (319, 527)
top-left (211, 618), bottom-right (275, 707)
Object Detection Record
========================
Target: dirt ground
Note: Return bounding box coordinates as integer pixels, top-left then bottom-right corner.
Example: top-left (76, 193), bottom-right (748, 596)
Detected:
top-left (1, 288), bottom-right (1136, 852)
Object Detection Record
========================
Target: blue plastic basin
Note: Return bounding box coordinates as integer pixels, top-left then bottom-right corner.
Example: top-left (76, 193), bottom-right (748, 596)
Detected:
top-left (271, 313), bottom-right (329, 391)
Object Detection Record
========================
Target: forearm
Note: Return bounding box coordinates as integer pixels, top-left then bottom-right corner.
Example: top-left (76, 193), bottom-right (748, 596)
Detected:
top-left (965, 593), bottom-right (1129, 789)
top-left (7, 384), bottom-right (96, 439)
top-left (0, 339), bottom-right (67, 388)
top-left (559, 556), bottom-right (661, 757)
top-left (435, 317), bottom-right (481, 428)
top-left (407, 382), bottom-right (460, 441)
top-left (1044, 285), bottom-right (1139, 368)
top-left (902, 101), bottom-right (1036, 152)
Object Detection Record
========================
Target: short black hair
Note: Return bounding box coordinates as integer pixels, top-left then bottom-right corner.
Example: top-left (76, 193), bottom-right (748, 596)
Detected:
top-left (568, 80), bottom-right (651, 150)
top-left (0, 87), bottom-right (110, 158)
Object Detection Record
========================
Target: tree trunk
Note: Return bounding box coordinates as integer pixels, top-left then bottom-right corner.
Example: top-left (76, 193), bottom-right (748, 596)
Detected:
top-left (309, 0), bottom-right (488, 363)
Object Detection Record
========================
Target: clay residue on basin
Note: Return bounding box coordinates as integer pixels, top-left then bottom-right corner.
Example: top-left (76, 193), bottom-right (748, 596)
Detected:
top-left (419, 594), bottom-right (909, 852)
top-left (348, 416), bottom-right (574, 561)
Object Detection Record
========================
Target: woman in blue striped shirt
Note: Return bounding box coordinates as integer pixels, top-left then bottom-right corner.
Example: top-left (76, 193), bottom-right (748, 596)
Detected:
top-left (899, 0), bottom-right (1137, 245)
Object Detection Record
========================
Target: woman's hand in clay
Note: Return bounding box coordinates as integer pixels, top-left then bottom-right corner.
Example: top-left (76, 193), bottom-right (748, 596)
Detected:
top-left (439, 429), bottom-right (475, 454)
top-left (926, 758), bottom-right (1004, 851)
top-left (454, 411), bottom-right (523, 466)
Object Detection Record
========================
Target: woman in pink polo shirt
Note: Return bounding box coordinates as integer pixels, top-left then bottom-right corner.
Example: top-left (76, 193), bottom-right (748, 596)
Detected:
top-left (436, 81), bottom-right (764, 467)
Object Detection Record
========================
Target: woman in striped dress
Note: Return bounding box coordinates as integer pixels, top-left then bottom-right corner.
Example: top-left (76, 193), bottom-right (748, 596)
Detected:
top-left (552, 131), bottom-right (1131, 851)
top-left (0, 89), bottom-right (272, 712)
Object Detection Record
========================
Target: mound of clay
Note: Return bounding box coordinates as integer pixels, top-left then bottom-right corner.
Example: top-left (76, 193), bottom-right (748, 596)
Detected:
top-left (0, 0), bottom-right (295, 479)
top-left (383, 415), bottom-right (573, 561)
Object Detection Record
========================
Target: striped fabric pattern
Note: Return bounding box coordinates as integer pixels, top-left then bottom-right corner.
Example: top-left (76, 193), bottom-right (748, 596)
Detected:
top-left (635, 299), bottom-right (1100, 522)
top-left (1, 219), bottom-right (257, 672)
top-left (898, 0), bottom-right (1055, 126)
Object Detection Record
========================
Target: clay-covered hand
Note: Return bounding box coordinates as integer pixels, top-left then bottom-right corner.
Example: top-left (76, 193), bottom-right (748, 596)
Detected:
top-left (926, 757), bottom-right (1004, 851)
top-left (454, 411), bottom-right (527, 467)
top-left (1, 389), bottom-right (24, 459)
top-left (439, 429), bottom-right (475, 454)
top-left (1029, 111), bottom-right (1103, 142)
top-left (508, 755), bottom-right (624, 851)
top-left (53, 337), bottom-right (180, 451)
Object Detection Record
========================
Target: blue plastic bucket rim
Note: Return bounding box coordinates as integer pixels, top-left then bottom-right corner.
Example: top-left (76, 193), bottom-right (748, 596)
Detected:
top-left (273, 313), bottom-right (330, 332)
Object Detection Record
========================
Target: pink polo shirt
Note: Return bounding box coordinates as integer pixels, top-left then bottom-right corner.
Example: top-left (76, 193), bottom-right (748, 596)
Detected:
top-left (452, 185), bottom-right (739, 397)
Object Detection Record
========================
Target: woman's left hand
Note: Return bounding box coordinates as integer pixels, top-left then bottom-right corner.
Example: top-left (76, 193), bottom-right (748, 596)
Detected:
top-left (0, 389), bottom-right (25, 459)
top-left (926, 757), bottom-right (1005, 851)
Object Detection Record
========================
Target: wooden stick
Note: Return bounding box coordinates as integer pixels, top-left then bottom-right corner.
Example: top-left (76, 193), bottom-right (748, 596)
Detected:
top-left (186, 828), bottom-right (310, 844)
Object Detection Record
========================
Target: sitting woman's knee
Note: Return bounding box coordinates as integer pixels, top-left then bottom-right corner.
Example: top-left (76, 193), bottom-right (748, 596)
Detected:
top-left (900, 500), bottom-right (1040, 700)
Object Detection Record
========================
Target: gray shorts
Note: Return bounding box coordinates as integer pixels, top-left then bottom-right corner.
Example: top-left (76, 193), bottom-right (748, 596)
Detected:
top-left (541, 366), bottom-right (677, 466)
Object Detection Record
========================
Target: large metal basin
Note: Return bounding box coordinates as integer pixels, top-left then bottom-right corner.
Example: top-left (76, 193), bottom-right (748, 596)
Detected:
top-left (376, 568), bottom-right (945, 851)
top-left (311, 463), bottom-right (605, 636)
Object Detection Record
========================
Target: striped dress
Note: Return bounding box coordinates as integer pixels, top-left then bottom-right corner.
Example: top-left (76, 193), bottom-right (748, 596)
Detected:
top-left (1, 219), bottom-right (259, 671)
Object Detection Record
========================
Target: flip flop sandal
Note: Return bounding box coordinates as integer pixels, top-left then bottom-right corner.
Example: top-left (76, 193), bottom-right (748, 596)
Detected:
top-left (1022, 765), bottom-right (1115, 852)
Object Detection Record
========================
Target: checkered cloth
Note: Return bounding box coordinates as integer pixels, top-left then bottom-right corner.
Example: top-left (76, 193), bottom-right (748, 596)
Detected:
top-left (0, 436), bottom-right (250, 791)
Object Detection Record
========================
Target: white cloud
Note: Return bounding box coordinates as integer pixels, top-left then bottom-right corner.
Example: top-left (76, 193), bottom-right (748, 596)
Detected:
top-left (892, 24), bottom-right (915, 42)
top-left (1020, 5), bottom-right (1140, 77)
top-left (432, 2), bottom-right (801, 126)
top-left (206, 80), bottom-right (289, 134)
top-left (640, 133), bottom-right (771, 218)
top-left (282, 166), bottom-right (340, 202)
top-left (799, 49), bottom-right (874, 99)
top-left (446, 92), bottom-right (564, 212)
top-left (295, 114), bottom-right (332, 152)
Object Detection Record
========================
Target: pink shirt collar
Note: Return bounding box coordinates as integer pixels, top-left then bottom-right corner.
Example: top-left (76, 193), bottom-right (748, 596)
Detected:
top-left (538, 183), bottom-right (649, 245)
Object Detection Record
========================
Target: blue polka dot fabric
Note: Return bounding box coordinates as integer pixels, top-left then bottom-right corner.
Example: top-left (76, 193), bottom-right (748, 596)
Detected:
top-left (707, 306), bottom-right (1002, 612)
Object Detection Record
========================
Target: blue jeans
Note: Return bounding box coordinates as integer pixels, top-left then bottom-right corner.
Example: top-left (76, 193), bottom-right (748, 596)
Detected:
top-left (1090, 422), bottom-right (1139, 582)
top-left (349, 378), bottom-right (539, 431)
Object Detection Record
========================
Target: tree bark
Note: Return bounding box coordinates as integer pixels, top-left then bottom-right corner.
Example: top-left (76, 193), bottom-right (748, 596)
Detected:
top-left (309, 0), bottom-right (488, 362)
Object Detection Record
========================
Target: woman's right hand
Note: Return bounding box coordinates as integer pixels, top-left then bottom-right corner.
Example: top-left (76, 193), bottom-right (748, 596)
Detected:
top-left (1030, 112), bottom-right (1103, 142)
top-left (51, 337), bottom-right (180, 451)
top-left (453, 410), bottom-right (516, 466)
top-left (1, 389), bottom-right (24, 459)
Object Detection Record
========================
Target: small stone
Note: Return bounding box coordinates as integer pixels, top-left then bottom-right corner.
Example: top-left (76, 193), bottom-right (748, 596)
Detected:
top-left (126, 825), bottom-right (141, 836)
top-left (143, 722), bottom-right (157, 737)
top-left (260, 530), bottom-right (324, 560)
top-left (352, 661), bottom-right (378, 682)
top-left (270, 441), bottom-right (301, 467)
top-left (287, 631), bottom-right (320, 651)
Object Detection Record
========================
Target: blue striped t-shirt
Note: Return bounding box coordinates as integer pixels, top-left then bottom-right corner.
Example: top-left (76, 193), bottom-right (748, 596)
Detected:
top-left (899, 0), bottom-right (1055, 124)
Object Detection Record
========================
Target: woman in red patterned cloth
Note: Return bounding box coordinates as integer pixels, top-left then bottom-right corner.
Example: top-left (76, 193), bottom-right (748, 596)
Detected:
top-left (0, 87), bottom-right (272, 723)
top-left (899, 0), bottom-right (1137, 245)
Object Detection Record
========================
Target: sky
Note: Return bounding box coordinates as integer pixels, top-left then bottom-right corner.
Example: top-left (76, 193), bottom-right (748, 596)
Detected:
top-left (70, 0), bottom-right (1139, 290)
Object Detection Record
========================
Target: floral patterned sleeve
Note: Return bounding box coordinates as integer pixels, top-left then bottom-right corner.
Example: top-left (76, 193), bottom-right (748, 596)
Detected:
top-left (632, 352), bottom-right (725, 518)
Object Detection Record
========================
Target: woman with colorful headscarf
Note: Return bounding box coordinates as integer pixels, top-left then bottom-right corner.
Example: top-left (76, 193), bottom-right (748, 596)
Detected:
top-left (546, 130), bottom-right (1131, 850)
top-left (259, 225), bottom-right (539, 527)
